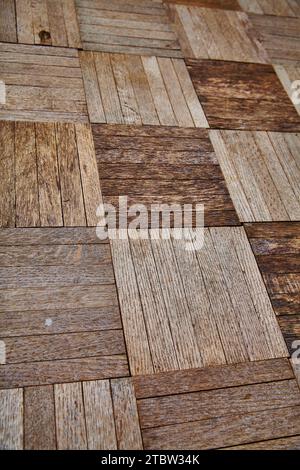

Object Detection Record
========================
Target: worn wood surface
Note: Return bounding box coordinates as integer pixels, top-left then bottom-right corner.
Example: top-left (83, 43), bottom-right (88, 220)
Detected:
top-left (187, 59), bottom-right (300, 131)
top-left (170, 5), bottom-right (268, 63)
top-left (246, 222), bottom-right (300, 356)
top-left (93, 124), bottom-right (237, 227)
top-left (111, 227), bottom-right (287, 375)
top-left (249, 13), bottom-right (300, 65)
top-left (2, 0), bottom-right (82, 47)
top-left (80, 52), bottom-right (207, 126)
top-left (275, 64), bottom-right (300, 116)
top-left (76, 0), bottom-right (181, 57)
top-left (239, 0), bottom-right (300, 16)
top-left (211, 130), bottom-right (300, 222)
top-left (0, 43), bottom-right (87, 122)
top-left (0, 122), bottom-right (102, 227)
top-left (0, 228), bottom-right (128, 388)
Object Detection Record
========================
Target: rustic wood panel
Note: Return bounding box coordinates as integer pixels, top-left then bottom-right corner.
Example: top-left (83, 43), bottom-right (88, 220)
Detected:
top-left (187, 59), bottom-right (300, 131)
top-left (246, 222), bottom-right (300, 356)
top-left (210, 130), bottom-right (300, 222)
top-left (1, 0), bottom-right (82, 46)
top-left (0, 122), bottom-right (102, 227)
top-left (0, 43), bottom-right (87, 122)
top-left (170, 4), bottom-right (268, 63)
top-left (93, 124), bottom-right (238, 227)
top-left (134, 358), bottom-right (300, 449)
top-left (224, 435), bottom-right (300, 449)
top-left (249, 13), bottom-right (300, 65)
top-left (76, 0), bottom-right (181, 57)
top-left (80, 52), bottom-right (207, 126)
top-left (167, 0), bottom-right (240, 9)
top-left (111, 227), bottom-right (287, 375)
top-left (0, 228), bottom-right (128, 388)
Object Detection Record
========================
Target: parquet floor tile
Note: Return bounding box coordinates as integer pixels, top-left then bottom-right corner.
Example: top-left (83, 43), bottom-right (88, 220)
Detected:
top-left (110, 227), bottom-right (287, 376)
top-left (93, 124), bottom-right (238, 226)
top-left (246, 222), bottom-right (300, 356)
top-left (0, 43), bottom-right (88, 122)
top-left (76, 0), bottom-right (182, 57)
top-left (80, 51), bottom-right (208, 126)
top-left (133, 358), bottom-right (300, 449)
top-left (249, 13), bottom-right (300, 65)
top-left (0, 0), bottom-right (81, 47)
top-left (169, 4), bottom-right (269, 63)
top-left (0, 121), bottom-right (101, 227)
top-left (187, 58), bottom-right (300, 131)
top-left (210, 130), bottom-right (300, 222)
top-left (0, 228), bottom-right (128, 389)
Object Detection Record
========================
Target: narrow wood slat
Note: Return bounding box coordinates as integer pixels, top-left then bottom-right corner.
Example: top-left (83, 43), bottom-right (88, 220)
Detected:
top-left (138, 380), bottom-right (300, 429)
top-left (15, 0), bottom-right (34, 44)
top-left (0, 388), bottom-right (23, 449)
top-left (62, 0), bottom-right (82, 48)
top-left (55, 123), bottom-right (86, 226)
top-left (83, 380), bottom-right (117, 450)
top-left (47, 0), bottom-right (68, 47)
top-left (0, 355), bottom-right (129, 388)
top-left (224, 435), bottom-right (300, 450)
top-left (133, 358), bottom-right (293, 398)
top-left (24, 385), bottom-right (56, 449)
top-left (0, 306), bottom-right (121, 337)
top-left (75, 123), bottom-right (103, 226)
top-left (245, 222), bottom-right (300, 238)
top-left (142, 406), bottom-right (300, 450)
top-left (15, 122), bottom-right (40, 227)
top-left (0, 122), bottom-right (15, 228)
top-left (111, 378), bottom-right (143, 450)
top-left (31, 0), bottom-right (51, 46)
top-left (35, 122), bottom-right (63, 227)
top-left (3, 330), bottom-right (125, 364)
top-left (0, 227), bottom-right (106, 245)
top-left (55, 382), bottom-right (87, 450)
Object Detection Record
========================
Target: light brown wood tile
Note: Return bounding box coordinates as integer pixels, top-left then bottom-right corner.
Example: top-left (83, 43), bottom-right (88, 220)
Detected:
top-left (210, 131), bottom-right (300, 222)
top-left (111, 227), bottom-right (287, 376)
top-left (0, 228), bottom-right (129, 389)
top-left (80, 51), bottom-right (208, 126)
top-left (0, 43), bottom-right (88, 122)
top-left (133, 358), bottom-right (300, 450)
top-left (0, 0), bottom-right (81, 47)
top-left (170, 4), bottom-right (269, 62)
top-left (76, 0), bottom-right (182, 57)
top-left (239, 0), bottom-right (300, 17)
top-left (0, 121), bottom-right (102, 227)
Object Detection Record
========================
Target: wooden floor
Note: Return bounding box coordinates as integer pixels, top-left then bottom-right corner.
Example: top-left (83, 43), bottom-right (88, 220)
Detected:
top-left (1, 0), bottom-right (300, 451)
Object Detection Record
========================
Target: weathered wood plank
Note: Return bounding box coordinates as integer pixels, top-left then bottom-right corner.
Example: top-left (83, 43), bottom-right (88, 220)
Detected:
top-left (0, 388), bottom-right (23, 449)
top-left (24, 385), bottom-right (56, 449)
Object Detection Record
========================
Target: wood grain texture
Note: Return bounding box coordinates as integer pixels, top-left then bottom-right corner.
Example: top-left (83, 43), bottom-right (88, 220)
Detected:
top-left (187, 59), bottom-right (300, 131)
top-left (0, 43), bottom-right (87, 122)
top-left (246, 222), bottom-right (300, 355)
top-left (80, 52), bottom-right (207, 127)
top-left (24, 385), bottom-right (56, 449)
top-left (170, 5), bottom-right (268, 63)
top-left (3, 0), bottom-right (82, 46)
top-left (93, 124), bottom-right (237, 227)
top-left (134, 358), bottom-right (300, 450)
top-left (0, 227), bottom-right (128, 387)
top-left (249, 13), bottom-right (300, 65)
top-left (167, 0), bottom-right (240, 8)
top-left (0, 388), bottom-right (23, 449)
top-left (76, 0), bottom-right (181, 57)
top-left (239, 0), bottom-right (300, 17)
top-left (211, 130), bottom-right (300, 222)
top-left (111, 228), bottom-right (286, 375)
top-left (0, 122), bottom-right (102, 227)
